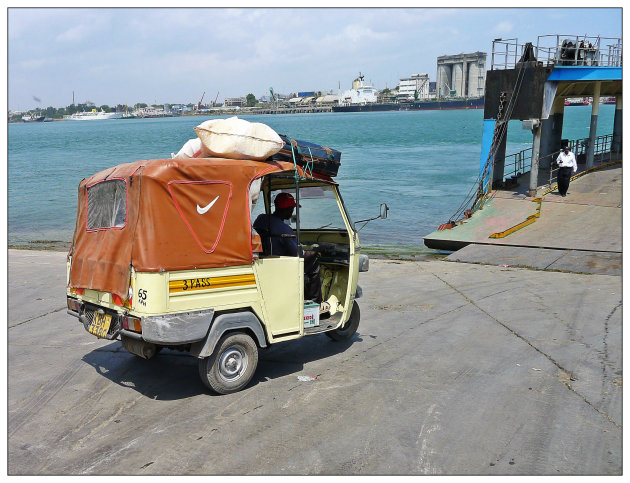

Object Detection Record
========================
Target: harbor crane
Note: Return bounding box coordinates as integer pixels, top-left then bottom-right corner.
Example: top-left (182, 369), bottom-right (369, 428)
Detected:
top-left (196, 91), bottom-right (205, 110)
top-left (213, 91), bottom-right (219, 107)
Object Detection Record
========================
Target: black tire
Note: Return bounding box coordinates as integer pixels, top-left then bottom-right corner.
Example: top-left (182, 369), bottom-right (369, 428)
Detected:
top-left (326, 302), bottom-right (360, 341)
top-left (198, 331), bottom-right (258, 394)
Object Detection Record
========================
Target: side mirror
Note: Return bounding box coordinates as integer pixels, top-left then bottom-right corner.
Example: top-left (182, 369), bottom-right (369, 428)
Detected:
top-left (354, 202), bottom-right (390, 231)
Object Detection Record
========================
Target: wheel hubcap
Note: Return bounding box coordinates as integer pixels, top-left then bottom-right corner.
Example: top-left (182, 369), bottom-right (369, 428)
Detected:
top-left (219, 347), bottom-right (247, 381)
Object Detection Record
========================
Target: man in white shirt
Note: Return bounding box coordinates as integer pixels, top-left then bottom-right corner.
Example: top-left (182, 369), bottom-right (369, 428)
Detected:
top-left (556, 146), bottom-right (578, 197)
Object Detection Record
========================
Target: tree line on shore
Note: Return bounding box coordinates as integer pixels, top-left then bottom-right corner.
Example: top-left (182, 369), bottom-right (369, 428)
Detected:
top-left (9, 101), bottom-right (200, 122)
top-left (9, 103), bottom-right (144, 122)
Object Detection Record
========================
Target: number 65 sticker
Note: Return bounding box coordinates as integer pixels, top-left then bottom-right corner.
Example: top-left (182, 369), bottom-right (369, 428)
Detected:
top-left (138, 288), bottom-right (148, 306)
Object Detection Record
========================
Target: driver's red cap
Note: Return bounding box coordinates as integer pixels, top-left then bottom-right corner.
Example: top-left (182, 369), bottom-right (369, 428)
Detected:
top-left (274, 192), bottom-right (297, 209)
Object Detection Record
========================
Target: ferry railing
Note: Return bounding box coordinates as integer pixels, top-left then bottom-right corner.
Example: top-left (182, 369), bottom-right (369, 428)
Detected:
top-left (490, 38), bottom-right (520, 70)
top-left (469, 133), bottom-right (616, 220)
top-left (547, 134), bottom-right (616, 186)
top-left (502, 147), bottom-right (532, 180)
top-left (491, 35), bottom-right (622, 70)
top-left (497, 134), bottom-right (615, 188)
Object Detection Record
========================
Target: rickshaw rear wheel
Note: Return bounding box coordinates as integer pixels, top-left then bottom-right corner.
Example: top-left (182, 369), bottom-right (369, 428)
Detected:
top-left (198, 331), bottom-right (258, 394)
top-left (325, 302), bottom-right (360, 341)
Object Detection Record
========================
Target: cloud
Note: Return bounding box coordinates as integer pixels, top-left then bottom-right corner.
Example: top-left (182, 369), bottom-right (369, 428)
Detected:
top-left (342, 24), bottom-right (390, 44)
top-left (493, 21), bottom-right (514, 34)
top-left (17, 58), bottom-right (53, 71)
top-left (56, 25), bottom-right (90, 42)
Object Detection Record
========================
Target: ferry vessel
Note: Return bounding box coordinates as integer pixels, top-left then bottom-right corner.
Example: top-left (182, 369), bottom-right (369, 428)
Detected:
top-left (64, 109), bottom-right (123, 121)
top-left (22, 114), bottom-right (45, 122)
top-left (424, 33), bottom-right (622, 251)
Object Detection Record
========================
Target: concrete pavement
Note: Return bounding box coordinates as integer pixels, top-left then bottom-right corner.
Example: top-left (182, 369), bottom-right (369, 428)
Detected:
top-left (7, 249), bottom-right (622, 475)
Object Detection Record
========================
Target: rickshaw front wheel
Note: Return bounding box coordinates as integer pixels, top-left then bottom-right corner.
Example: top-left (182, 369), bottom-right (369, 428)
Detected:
top-left (325, 302), bottom-right (360, 341)
top-left (198, 331), bottom-right (259, 394)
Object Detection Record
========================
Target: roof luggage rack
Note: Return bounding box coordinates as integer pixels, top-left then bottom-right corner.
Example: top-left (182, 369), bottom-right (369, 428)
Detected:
top-left (271, 134), bottom-right (341, 178)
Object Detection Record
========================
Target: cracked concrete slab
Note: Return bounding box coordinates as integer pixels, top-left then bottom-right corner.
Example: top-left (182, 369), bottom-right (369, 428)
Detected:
top-left (8, 251), bottom-right (621, 475)
top-left (546, 250), bottom-right (622, 275)
top-left (445, 244), bottom-right (622, 275)
top-left (446, 244), bottom-right (565, 270)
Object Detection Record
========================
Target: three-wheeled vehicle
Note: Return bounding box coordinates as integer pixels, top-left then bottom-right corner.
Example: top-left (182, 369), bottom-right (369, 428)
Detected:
top-left (66, 137), bottom-right (386, 394)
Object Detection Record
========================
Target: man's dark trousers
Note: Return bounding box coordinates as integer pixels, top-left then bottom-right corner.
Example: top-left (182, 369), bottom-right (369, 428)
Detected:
top-left (557, 167), bottom-right (573, 196)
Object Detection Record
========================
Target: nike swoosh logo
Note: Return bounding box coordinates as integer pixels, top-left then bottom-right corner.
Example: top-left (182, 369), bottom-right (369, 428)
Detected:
top-left (197, 195), bottom-right (219, 215)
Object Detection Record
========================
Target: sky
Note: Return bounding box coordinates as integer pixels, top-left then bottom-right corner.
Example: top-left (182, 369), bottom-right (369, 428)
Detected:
top-left (6, 7), bottom-right (623, 111)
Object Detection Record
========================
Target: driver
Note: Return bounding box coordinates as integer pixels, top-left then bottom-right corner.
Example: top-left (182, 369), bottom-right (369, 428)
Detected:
top-left (253, 193), bottom-right (325, 307)
top-left (253, 192), bottom-right (298, 256)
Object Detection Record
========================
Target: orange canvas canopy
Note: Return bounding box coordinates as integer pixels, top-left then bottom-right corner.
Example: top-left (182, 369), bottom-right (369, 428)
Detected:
top-left (68, 157), bottom-right (315, 298)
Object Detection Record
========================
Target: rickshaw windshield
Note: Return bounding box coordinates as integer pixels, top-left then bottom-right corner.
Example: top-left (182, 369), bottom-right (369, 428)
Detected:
top-left (252, 185), bottom-right (347, 231)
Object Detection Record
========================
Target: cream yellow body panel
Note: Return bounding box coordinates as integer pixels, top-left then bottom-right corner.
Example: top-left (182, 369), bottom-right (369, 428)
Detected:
top-left (252, 256), bottom-right (304, 340)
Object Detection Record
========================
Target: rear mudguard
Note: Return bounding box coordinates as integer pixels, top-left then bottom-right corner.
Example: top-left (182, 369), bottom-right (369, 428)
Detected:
top-left (190, 311), bottom-right (267, 358)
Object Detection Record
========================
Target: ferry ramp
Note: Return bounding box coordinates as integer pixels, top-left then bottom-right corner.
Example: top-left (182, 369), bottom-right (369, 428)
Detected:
top-left (423, 163), bottom-right (621, 274)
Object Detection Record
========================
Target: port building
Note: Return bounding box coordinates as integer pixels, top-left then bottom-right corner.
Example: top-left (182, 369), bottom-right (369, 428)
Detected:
top-left (397, 74), bottom-right (430, 101)
top-left (224, 97), bottom-right (246, 108)
top-left (316, 94), bottom-right (341, 105)
top-left (436, 52), bottom-right (487, 98)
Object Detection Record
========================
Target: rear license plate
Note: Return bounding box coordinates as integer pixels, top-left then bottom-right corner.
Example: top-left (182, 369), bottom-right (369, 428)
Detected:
top-left (89, 312), bottom-right (112, 338)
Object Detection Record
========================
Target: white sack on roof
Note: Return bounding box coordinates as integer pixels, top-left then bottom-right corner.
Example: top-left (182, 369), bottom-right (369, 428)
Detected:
top-left (171, 137), bottom-right (205, 159)
top-left (194, 116), bottom-right (284, 161)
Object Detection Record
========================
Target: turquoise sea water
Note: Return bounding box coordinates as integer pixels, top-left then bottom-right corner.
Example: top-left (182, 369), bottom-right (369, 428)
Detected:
top-left (8, 106), bottom-right (616, 248)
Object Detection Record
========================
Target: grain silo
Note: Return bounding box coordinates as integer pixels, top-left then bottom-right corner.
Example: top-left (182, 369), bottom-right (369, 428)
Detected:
top-left (436, 52), bottom-right (487, 98)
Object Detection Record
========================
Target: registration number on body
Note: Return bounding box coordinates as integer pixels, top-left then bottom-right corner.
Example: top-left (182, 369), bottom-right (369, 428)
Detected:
top-left (89, 312), bottom-right (112, 338)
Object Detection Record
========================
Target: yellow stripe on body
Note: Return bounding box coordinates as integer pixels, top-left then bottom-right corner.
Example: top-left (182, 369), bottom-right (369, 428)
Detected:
top-left (169, 274), bottom-right (256, 293)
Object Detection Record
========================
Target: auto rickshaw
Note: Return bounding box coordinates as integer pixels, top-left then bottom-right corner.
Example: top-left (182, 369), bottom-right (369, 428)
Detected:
top-left (66, 132), bottom-right (386, 394)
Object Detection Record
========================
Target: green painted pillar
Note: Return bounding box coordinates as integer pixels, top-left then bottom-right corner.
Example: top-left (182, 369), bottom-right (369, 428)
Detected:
top-left (612, 94), bottom-right (622, 155)
top-left (540, 96), bottom-right (565, 168)
top-left (491, 123), bottom-right (508, 187)
top-left (586, 81), bottom-right (601, 169)
top-left (528, 122), bottom-right (542, 197)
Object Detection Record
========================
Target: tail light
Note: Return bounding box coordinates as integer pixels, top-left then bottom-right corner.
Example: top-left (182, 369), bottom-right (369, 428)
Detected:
top-left (70, 287), bottom-right (85, 295)
top-left (113, 275), bottom-right (133, 308)
top-left (122, 314), bottom-right (142, 333)
top-left (112, 293), bottom-right (132, 309)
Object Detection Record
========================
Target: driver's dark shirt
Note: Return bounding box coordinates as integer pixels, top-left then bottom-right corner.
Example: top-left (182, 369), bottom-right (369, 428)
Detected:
top-left (253, 213), bottom-right (298, 256)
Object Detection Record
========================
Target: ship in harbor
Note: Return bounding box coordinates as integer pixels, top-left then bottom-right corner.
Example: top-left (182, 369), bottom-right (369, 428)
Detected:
top-left (22, 114), bottom-right (45, 122)
top-left (336, 73), bottom-right (379, 107)
top-left (332, 95), bottom-right (484, 112)
top-left (333, 58), bottom-right (486, 113)
top-left (64, 109), bottom-right (123, 121)
top-left (564, 97), bottom-right (590, 106)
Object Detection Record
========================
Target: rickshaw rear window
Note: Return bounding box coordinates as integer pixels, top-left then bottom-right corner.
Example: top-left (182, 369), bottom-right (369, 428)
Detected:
top-left (87, 179), bottom-right (127, 230)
